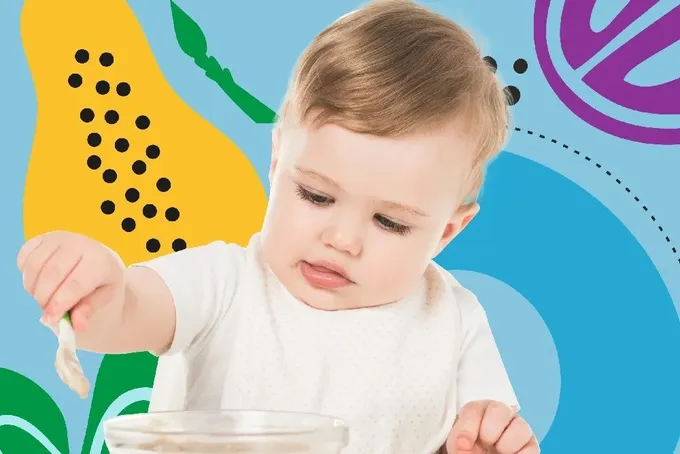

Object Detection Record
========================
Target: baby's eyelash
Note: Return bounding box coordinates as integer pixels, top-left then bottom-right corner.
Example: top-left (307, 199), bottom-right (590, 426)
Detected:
top-left (375, 215), bottom-right (411, 235)
top-left (296, 185), bottom-right (333, 206)
top-left (296, 184), bottom-right (412, 235)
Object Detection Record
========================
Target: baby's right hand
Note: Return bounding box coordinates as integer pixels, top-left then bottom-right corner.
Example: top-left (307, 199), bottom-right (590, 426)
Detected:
top-left (17, 231), bottom-right (125, 332)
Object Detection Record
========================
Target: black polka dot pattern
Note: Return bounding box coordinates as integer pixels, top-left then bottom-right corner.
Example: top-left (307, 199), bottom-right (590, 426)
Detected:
top-left (114, 138), bottom-right (129, 152)
top-left (87, 155), bottom-right (101, 170)
top-left (87, 133), bottom-right (102, 147)
top-left (121, 217), bottom-right (136, 232)
top-left (172, 238), bottom-right (187, 252)
top-left (165, 207), bottom-right (180, 222)
top-left (483, 56), bottom-right (497, 73)
top-left (99, 52), bottom-right (114, 67)
top-left (146, 145), bottom-right (160, 159)
top-left (116, 82), bottom-right (131, 97)
top-left (96, 80), bottom-right (110, 95)
top-left (143, 204), bottom-right (157, 218)
top-left (504, 86), bottom-right (521, 106)
top-left (72, 50), bottom-right (183, 256)
top-left (75, 49), bottom-right (89, 64)
top-left (125, 188), bottom-right (140, 203)
top-left (514, 58), bottom-right (528, 74)
top-left (136, 115), bottom-right (151, 130)
top-left (146, 238), bottom-right (161, 253)
top-left (132, 160), bottom-right (147, 175)
top-left (100, 200), bottom-right (115, 215)
top-left (156, 178), bottom-right (171, 192)
top-left (102, 169), bottom-right (117, 183)
top-left (80, 108), bottom-right (95, 123)
top-left (68, 74), bottom-right (83, 88)
top-left (482, 55), bottom-right (527, 105)
top-left (105, 110), bottom-right (119, 124)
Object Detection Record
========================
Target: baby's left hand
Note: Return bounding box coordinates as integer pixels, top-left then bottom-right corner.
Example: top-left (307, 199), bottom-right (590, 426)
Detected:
top-left (445, 400), bottom-right (539, 454)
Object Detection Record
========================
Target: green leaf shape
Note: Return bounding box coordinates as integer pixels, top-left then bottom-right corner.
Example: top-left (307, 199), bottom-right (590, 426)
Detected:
top-left (0, 368), bottom-right (68, 454)
top-left (170, 0), bottom-right (207, 60)
top-left (80, 352), bottom-right (157, 454)
top-left (169, 1), bottom-right (277, 124)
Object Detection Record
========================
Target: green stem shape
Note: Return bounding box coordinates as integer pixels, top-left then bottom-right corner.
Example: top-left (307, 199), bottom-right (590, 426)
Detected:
top-left (170, 1), bottom-right (277, 124)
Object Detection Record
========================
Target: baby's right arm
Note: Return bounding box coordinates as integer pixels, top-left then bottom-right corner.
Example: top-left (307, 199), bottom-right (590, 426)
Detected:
top-left (17, 231), bottom-right (178, 355)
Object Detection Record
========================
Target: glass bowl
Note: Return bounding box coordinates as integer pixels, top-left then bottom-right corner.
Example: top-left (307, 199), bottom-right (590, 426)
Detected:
top-left (103, 410), bottom-right (350, 453)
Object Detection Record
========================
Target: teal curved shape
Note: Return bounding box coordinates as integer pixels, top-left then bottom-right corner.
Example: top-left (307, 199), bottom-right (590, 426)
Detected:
top-left (0, 416), bottom-right (63, 454)
top-left (88, 387), bottom-right (152, 454)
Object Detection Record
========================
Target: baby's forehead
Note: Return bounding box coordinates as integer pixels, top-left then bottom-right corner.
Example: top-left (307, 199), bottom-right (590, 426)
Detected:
top-left (285, 123), bottom-right (474, 202)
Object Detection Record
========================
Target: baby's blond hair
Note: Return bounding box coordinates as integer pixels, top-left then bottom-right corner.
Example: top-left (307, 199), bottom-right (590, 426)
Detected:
top-left (276, 0), bottom-right (509, 203)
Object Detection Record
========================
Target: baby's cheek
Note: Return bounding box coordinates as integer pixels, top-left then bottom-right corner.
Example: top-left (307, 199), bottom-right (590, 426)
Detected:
top-left (370, 247), bottom-right (426, 299)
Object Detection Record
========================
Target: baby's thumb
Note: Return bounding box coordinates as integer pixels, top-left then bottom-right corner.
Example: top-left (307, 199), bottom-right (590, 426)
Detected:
top-left (446, 401), bottom-right (487, 453)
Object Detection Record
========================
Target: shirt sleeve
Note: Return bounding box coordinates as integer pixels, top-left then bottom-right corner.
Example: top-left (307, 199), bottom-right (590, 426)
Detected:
top-left (130, 240), bottom-right (244, 358)
top-left (455, 288), bottom-right (520, 413)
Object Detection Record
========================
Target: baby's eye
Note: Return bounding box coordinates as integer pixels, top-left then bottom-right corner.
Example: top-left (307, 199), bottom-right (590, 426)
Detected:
top-left (296, 185), bottom-right (333, 206)
top-left (374, 214), bottom-right (411, 236)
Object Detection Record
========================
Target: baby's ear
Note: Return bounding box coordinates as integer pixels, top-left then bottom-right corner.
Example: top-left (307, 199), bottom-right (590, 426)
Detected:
top-left (433, 202), bottom-right (480, 257)
top-left (455, 201), bottom-right (480, 233)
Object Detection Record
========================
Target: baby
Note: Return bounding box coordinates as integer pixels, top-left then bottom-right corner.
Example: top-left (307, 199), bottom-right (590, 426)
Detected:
top-left (18, 1), bottom-right (538, 453)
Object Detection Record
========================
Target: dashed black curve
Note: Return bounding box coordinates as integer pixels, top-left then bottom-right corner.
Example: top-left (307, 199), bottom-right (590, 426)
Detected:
top-left (513, 126), bottom-right (678, 264)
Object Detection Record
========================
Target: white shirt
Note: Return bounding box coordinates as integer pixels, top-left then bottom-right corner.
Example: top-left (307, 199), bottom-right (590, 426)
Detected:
top-left (134, 233), bottom-right (518, 454)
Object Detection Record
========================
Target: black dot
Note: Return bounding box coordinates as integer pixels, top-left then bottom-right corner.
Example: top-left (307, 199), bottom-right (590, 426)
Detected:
top-left (104, 110), bottom-right (119, 124)
top-left (483, 56), bottom-right (497, 73)
top-left (513, 58), bottom-right (528, 74)
top-left (102, 169), bottom-right (117, 183)
top-left (145, 144), bottom-right (160, 159)
top-left (80, 108), bottom-right (95, 123)
top-left (74, 49), bottom-right (89, 63)
top-left (156, 177), bottom-right (171, 192)
top-left (135, 115), bottom-right (151, 130)
top-left (99, 52), bottom-right (114, 67)
top-left (87, 155), bottom-right (101, 170)
top-left (100, 200), bottom-right (115, 215)
top-left (87, 132), bottom-right (102, 147)
top-left (114, 138), bottom-right (129, 152)
top-left (125, 188), bottom-right (140, 203)
top-left (116, 82), bottom-right (131, 97)
top-left (132, 160), bottom-right (147, 175)
top-left (504, 85), bottom-right (521, 106)
top-left (143, 204), bottom-right (157, 218)
top-left (96, 80), bottom-right (110, 95)
top-left (172, 238), bottom-right (187, 252)
top-left (68, 74), bottom-right (83, 88)
top-left (121, 217), bottom-right (136, 232)
top-left (165, 207), bottom-right (180, 222)
top-left (146, 238), bottom-right (161, 253)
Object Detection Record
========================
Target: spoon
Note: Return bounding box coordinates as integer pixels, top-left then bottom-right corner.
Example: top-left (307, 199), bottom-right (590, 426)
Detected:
top-left (54, 313), bottom-right (90, 399)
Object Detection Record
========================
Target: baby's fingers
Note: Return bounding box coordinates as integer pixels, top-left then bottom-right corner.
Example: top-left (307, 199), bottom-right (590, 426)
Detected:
top-left (21, 237), bottom-right (62, 298)
top-left (17, 234), bottom-right (44, 270)
top-left (42, 258), bottom-right (103, 325)
top-left (32, 246), bottom-right (84, 310)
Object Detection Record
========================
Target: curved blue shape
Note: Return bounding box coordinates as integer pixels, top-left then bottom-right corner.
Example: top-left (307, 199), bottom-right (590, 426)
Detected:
top-left (450, 270), bottom-right (561, 442)
top-left (435, 152), bottom-right (680, 453)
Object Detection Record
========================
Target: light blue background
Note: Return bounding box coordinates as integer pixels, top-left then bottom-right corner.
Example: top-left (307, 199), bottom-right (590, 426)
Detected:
top-left (1, 0), bottom-right (678, 452)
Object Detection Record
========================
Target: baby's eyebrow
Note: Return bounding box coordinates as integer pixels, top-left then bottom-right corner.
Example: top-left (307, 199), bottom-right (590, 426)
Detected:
top-left (295, 166), bottom-right (429, 218)
top-left (381, 200), bottom-right (429, 218)
top-left (295, 166), bottom-right (341, 189)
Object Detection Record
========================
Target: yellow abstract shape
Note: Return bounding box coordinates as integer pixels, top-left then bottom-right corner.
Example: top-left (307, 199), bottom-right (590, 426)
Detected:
top-left (20, 0), bottom-right (267, 265)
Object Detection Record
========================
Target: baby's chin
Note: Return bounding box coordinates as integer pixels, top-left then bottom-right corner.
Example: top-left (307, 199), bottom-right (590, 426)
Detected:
top-left (287, 275), bottom-right (398, 312)
top-left (288, 278), bottom-right (361, 311)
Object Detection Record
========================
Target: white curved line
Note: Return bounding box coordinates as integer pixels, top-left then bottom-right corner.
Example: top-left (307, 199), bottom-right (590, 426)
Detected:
top-left (89, 387), bottom-right (152, 454)
top-left (0, 415), bottom-right (64, 454)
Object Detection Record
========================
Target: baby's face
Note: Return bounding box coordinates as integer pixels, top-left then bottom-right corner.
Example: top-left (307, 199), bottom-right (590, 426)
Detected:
top-left (261, 120), bottom-right (477, 310)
